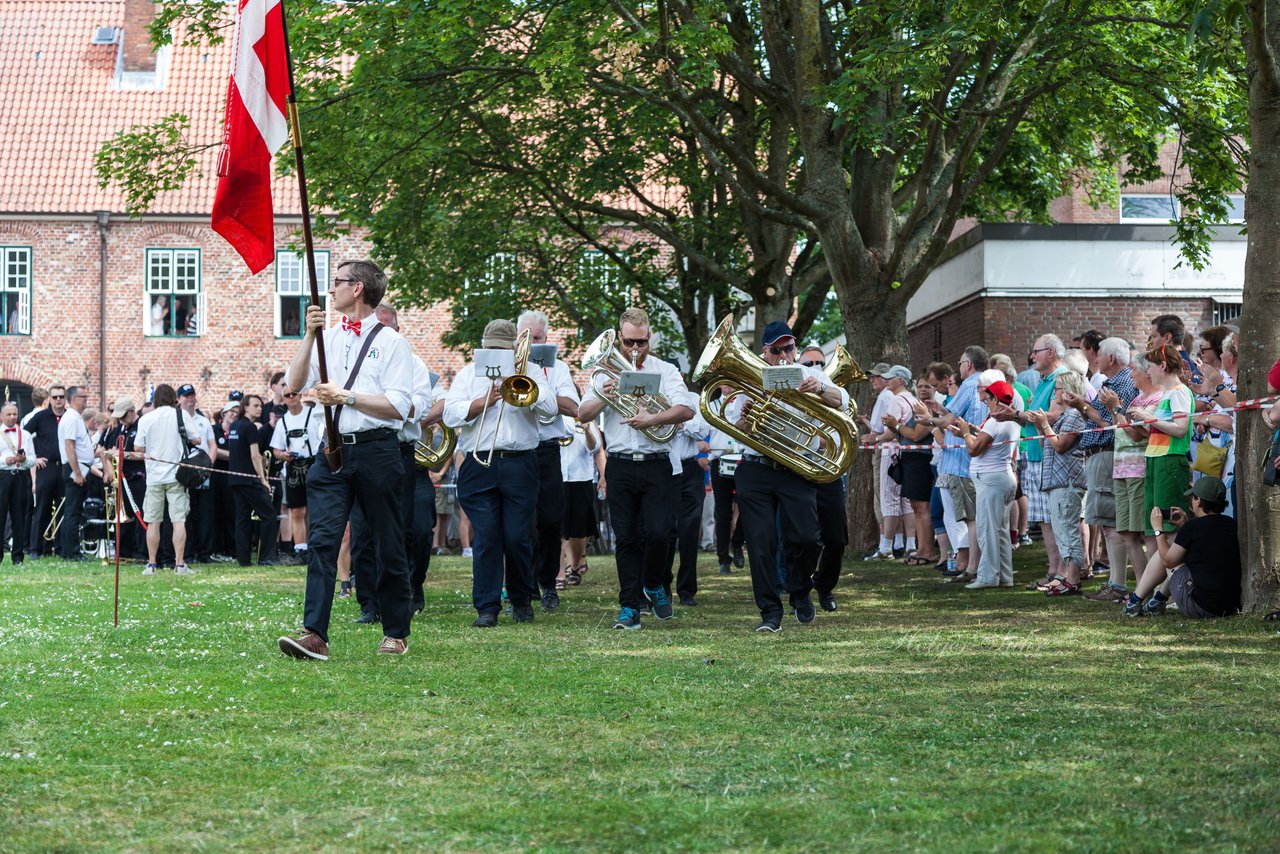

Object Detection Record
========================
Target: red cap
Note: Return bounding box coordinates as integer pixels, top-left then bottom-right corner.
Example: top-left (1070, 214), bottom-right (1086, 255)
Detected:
top-left (985, 380), bottom-right (1015, 405)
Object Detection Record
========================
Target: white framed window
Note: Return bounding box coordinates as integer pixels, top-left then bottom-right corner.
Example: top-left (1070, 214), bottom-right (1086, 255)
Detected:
top-left (579, 249), bottom-right (629, 304)
top-left (274, 249), bottom-right (330, 337)
top-left (1227, 194), bottom-right (1246, 223)
top-left (462, 253), bottom-right (519, 318)
top-left (144, 248), bottom-right (203, 337)
top-left (0, 246), bottom-right (32, 336)
top-left (1119, 194), bottom-right (1179, 223)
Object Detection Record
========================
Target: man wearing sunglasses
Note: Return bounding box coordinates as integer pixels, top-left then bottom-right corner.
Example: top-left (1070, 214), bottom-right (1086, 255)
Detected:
top-left (578, 307), bottom-right (697, 630)
top-left (800, 345), bottom-right (848, 612)
top-left (24, 384), bottom-right (67, 559)
top-left (733, 322), bottom-right (847, 632)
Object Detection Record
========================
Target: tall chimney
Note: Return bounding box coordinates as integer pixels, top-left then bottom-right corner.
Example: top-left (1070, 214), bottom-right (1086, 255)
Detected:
top-left (121, 0), bottom-right (157, 73)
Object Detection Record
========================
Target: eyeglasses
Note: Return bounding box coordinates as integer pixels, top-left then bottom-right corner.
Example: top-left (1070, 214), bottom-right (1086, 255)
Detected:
top-left (283, 392), bottom-right (299, 399)
top-left (958, 359), bottom-right (972, 366)
top-left (333, 277), bottom-right (360, 287)
top-left (767, 343), bottom-right (796, 356)
top-left (620, 337), bottom-right (650, 348)
top-left (801, 359), bottom-right (825, 368)
top-left (1029, 347), bottom-right (1053, 357)
top-left (1199, 345), bottom-right (1215, 353)
top-left (50, 395), bottom-right (65, 400)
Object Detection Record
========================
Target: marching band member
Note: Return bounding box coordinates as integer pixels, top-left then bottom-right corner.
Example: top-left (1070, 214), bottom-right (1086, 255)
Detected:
top-left (707, 390), bottom-right (747, 575)
top-left (559, 412), bottom-right (602, 586)
top-left (408, 370), bottom-right (449, 613)
top-left (577, 308), bottom-right (696, 630)
top-left (25, 385), bottom-right (65, 559)
top-left (0, 402), bottom-right (35, 566)
top-left (733, 322), bottom-right (847, 633)
top-left (665, 411), bottom-right (711, 607)
top-left (799, 345), bottom-right (849, 613)
top-left (270, 393), bottom-right (324, 565)
top-left (443, 319), bottom-right (557, 627)
top-left (517, 310), bottom-right (581, 613)
top-left (227, 394), bottom-right (279, 569)
top-left (57, 386), bottom-right (94, 563)
top-left (278, 259), bottom-right (417, 661)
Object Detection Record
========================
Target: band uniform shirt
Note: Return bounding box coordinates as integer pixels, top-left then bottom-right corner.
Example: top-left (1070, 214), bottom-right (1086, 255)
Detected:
top-left (0, 424), bottom-right (34, 471)
top-left (227, 417), bottom-right (267, 478)
top-left (560, 417), bottom-right (598, 483)
top-left (303, 319), bottom-right (415, 434)
top-left (707, 396), bottom-right (747, 461)
top-left (271, 405), bottom-right (325, 459)
top-left (671, 412), bottom-right (710, 462)
top-left (134, 406), bottom-right (202, 486)
top-left (736, 363), bottom-right (848, 462)
top-left (396, 355), bottom-right (435, 444)
top-left (57, 407), bottom-right (95, 474)
top-left (582, 352), bottom-right (698, 461)
top-left (535, 360), bottom-right (582, 443)
top-left (187, 409), bottom-right (216, 489)
top-left (442, 362), bottom-right (558, 453)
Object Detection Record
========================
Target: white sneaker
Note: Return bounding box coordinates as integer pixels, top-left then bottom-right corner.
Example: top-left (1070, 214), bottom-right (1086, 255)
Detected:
top-left (964, 580), bottom-right (999, 590)
top-left (461, 547), bottom-right (473, 558)
top-left (141, 563), bottom-right (156, 576)
top-left (174, 564), bottom-right (195, 576)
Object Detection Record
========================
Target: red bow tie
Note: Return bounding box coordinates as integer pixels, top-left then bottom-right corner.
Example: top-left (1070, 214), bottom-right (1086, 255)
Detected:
top-left (3, 428), bottom-right (14, 433)
top-left (341, 316), bottom-right (361, 335)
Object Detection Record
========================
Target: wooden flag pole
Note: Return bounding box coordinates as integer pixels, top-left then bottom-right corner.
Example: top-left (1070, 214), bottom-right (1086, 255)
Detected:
top-left (278, 0), bottom-right (343, 472)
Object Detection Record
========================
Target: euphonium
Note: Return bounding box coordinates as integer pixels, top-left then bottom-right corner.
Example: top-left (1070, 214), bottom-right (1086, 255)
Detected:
top-left (415, 422), bottom-right (457, 470)
top-left (473, 328), bottom-right (540, 467)
top-left (692, 314), bottom-right (858, 484)
top-left (823, 343), bottom-right (868, 422)
top-left (43, 497), bottom-right (65, 541)
top-left (580, 329), bottom-right (676, 443)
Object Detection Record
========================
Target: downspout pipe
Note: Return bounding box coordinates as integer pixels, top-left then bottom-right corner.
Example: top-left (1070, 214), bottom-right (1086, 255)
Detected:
top-left (96, 210), bottom-right (109, 407)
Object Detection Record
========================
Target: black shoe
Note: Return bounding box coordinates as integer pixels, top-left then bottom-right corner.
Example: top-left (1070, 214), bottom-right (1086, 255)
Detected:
top-left (719, 562), bottom-right (731, 575)
top-left (754, 619), bottom-right (781, 633)
top-left (472, 612), bottom-right (498, 628)
top-left (892, 547), bottom-right (905, 559)
top-left (412, 600), bottom-right (425, 615)
top-left (354, 610), bottom-right (380, 624)
top-left (258, 559), bottom-right (280, 567)
top-left (679, 595), bottom-right (698, 607)
top-left (512, 605), bottom-right (535, 623)
top-left (818, 592), bottom-right (837, 612)
top-left (732, 547), bottom-right (745, 569)
top-left (793, 595), bottom-right (816, 624)
top-left (540, 590), bottom-right (560, 612)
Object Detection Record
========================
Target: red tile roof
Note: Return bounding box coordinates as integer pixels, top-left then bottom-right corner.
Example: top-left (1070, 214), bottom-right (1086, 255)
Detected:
top-left (0, 0), bottom-right (296, 215)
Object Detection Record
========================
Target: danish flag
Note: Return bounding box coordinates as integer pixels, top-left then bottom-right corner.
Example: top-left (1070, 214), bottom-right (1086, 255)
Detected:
top-left (211, 0), bottom-right (291, 274)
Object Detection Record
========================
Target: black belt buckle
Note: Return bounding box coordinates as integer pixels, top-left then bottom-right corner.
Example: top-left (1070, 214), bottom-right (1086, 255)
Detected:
top-left (341, 433), bottom-right (357, 446)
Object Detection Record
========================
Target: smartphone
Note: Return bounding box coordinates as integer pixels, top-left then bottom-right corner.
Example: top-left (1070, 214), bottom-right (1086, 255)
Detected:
top-left (1161, 506), bottom-right (1179, 519)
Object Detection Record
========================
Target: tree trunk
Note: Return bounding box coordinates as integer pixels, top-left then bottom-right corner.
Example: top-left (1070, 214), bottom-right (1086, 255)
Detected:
top-left (750, 284), bottom-right (797, 350)
top-left (1239, 2), bottom-right (1280, 611)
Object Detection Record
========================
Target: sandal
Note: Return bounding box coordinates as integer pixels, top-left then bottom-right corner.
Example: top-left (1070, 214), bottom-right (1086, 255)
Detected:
top-left (948, 571), bottom-right (976, 584)
top-left (1043, 580), bottom-right (1082, 596)
top-left (1026, 575), bottom-right (1057, 591)
top-left (555, 578), bottom-right (567, 590)
top-left (566, 570), bottom-right (582, 587)
top-left (903, 554), bottom-right (934, 567)
top-left (934, 559), bottom-right (949, 572)
top-left (575, 563), bottom-right (589, 578)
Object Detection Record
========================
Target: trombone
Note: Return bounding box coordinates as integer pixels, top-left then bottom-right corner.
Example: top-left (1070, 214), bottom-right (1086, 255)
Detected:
top-left (473, 328), bottom-right (540, 467)
top-left (43, 497), bottom-right (65, 542)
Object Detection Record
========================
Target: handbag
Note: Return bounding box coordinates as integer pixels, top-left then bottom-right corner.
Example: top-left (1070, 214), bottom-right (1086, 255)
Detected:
top-left (174, 406), bottom-right (212, 489)
top-left (887, 454), bottom-right (905, 485)
top-left (1191, 436), bottom-right (1230, 479)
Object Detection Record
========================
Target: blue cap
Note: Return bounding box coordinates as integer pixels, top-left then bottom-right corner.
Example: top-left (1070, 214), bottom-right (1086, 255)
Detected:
top-left (177, 384), bottom-right (196, 397)
top-left (761, 321), bottom-right (796, 346)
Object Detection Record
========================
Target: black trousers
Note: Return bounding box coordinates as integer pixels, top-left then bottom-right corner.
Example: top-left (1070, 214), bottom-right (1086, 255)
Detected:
top-left (456, 452), bottom-right (539, 614)
top-left (354, 443), bottom-right (416, 616)
top-left (409, 466), bottom-right (438, 610)
top-left (734, 459), bottom-right (820, 621)
top-left (61, 464), bottom-right (87, 560)
top-left (302, 433), bottom-right (411, 643)
top-left (30, 464), bottom-right (63, 557)
top-left (709, 459), bottom-right (745, 562)
top-left (811, 477), bottom-right (849, 596)
top-left (607, 457), bottom-right (678, 611)
top-left (122, 473), bottom-right (149, 558)
top-left (187, 484), bottom-right (214, 560)
top-left (533, 441), bottom-right (565, 592)
top-left (211, 472), bottom-right (235, 556)
top-left (0, 470), bottom-right (30, 563)
top-left (664, 458), bottom-right (704, 598)
top-left (231, 482), bottom-right (279, 566)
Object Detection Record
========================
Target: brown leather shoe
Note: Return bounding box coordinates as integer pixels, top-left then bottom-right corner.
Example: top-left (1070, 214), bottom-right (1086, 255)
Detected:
top-left (279, 630), bottom-right (329, 661)
top-left (377, 636), bottom-right (408, 655)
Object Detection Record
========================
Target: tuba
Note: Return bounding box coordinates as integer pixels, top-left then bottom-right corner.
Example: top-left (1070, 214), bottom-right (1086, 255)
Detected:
top-left (824, 343), bottom-right (868, 423)
top-left (415, 422), bottom-right (457, 470)
top-left (692, 314), bottom-right (858, 484)
top-left (472, 328), bottom-right (540, 467)
top-left (580, 329), bottom-right (676, 443)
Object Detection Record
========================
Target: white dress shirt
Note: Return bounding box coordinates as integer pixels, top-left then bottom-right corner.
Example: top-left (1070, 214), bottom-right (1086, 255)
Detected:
top-left (443, 362), bottom-right (558, 453)
top-left (303, 319), bottom-right (415, 433)
top-left (397, 355), bottom-right (436, 444)
top-left (535, 360), bottom-right (581, 443)
top-left (735, 364), bottom-right (849, 458)
top-left (271, 405), bottom-right (325, 458)
top-left (869, 386), bottom-right (896, 435)
top-left (582, 352), bottom-right (697, 459)
top-left (57, 408), bottom-right (95, 473)
top-left (671, 412), bottom-right (710, 462)
top-left (0, 425), bottom-right (34, 471)
top-left (560, 417), bottom-right (598, 483)
top-left (707, 396), bottom-right (746, 460)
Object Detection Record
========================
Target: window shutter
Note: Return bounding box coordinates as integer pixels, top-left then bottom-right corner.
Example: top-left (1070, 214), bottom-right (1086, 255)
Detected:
top-left (17, 287), bottom-right (29, 335)
top-left (142, 294), bottom-right (151, 336)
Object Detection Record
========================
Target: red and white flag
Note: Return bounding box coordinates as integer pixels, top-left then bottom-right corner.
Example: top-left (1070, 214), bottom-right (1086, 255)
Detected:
top-left (211, 0), bottom-right (291, 274)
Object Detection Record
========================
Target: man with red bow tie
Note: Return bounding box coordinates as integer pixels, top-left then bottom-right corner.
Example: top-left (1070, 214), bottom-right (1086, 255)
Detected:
top-left (0, 402), bottom-right (35, 566)
top-left (277, 259), bottom-right (416, 661)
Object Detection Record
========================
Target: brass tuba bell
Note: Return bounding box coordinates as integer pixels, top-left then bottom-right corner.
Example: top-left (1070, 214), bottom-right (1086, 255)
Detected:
top-left (823, 343), bottom-right (868, 423)
top-left (414, 422), bottom-right (458, 470)
top-left (692, 315), bottom-right (859, 484)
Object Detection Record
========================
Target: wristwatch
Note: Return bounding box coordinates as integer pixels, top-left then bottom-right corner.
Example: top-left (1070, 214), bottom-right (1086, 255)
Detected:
top-left (345, 392), bottom-right (356, 406)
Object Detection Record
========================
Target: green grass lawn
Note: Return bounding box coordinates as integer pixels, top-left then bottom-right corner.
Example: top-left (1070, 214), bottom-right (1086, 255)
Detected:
top-left (1, 545), bottom-right (1278, 852)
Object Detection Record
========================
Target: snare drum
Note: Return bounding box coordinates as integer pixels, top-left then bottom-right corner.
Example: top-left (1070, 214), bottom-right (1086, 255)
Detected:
top-left (718, 453), bottom-right (742, 477)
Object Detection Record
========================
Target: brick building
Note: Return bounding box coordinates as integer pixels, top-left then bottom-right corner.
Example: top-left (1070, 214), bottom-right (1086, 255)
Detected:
top-left (0, 0), bottom-right (469, 412)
